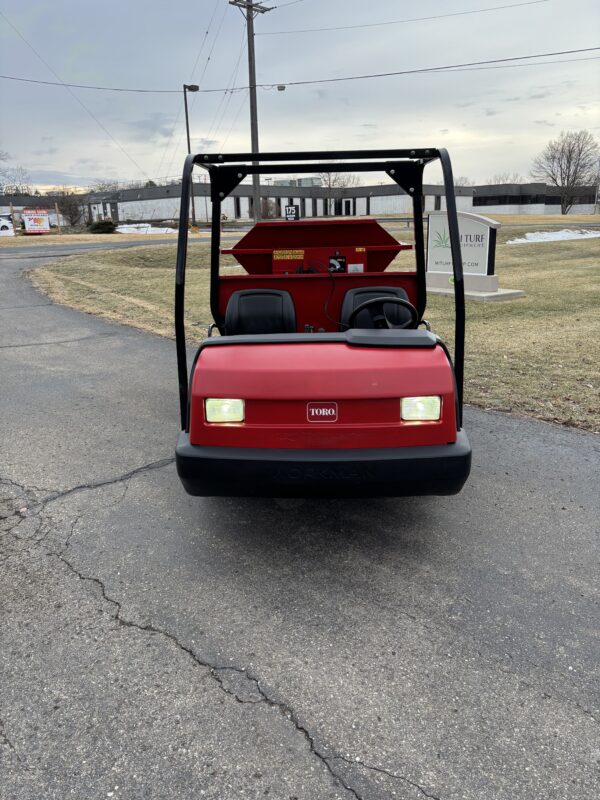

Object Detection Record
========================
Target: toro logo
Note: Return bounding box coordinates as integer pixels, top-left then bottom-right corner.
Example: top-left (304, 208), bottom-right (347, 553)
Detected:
top-left (307, 402), bottom-right (338, 423)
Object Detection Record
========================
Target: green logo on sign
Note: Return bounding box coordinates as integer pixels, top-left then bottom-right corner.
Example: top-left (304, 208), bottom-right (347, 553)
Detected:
top-left (433, 229), bottom-right (450, 248)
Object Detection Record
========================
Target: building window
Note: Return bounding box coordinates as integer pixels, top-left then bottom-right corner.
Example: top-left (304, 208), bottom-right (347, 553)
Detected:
top-left (434, 195), bottom-right (441, 211)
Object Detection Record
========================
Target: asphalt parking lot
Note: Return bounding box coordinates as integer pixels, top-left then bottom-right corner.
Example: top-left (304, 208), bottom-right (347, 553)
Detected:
top-left (1, 251), bottom-right (599, 799)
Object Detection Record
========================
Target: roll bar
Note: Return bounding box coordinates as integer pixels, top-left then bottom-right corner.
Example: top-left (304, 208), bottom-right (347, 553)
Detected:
top-left (175, 149), bottom-right (465, 428)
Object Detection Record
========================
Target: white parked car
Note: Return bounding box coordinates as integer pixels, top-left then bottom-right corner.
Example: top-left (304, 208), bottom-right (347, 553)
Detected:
top-left (0, 215), bottom-right (15, 236)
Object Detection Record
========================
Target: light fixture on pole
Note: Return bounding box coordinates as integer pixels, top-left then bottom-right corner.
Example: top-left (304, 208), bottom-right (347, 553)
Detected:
top-left (183, 83), bottom-right (199, 227)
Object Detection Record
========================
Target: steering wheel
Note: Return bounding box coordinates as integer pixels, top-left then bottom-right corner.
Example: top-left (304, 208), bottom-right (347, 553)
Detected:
top-left (347, 296), bottom-right (419, 330)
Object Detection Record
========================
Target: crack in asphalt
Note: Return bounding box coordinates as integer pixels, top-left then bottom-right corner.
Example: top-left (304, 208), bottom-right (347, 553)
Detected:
top-left (0, 303), bottom-right (54, 310)
top-left (48, 549), bottom-right (364, 800)
top-left (2, 457), bottom-right (596, 796)
top-left (330, 755), bottom-right (442, 800)
top-left (0, 331), bottom-right (125, 350)
top-left (38, 457), bottom-right (175, 508)
top-left (62, 513), bottom-right (83, 551)
top-left (2, 457), bottom-right (175, 516)
top-left (0, 475), bottom-right (53, 496)
top-left (0, 715), bottom-right (28, 768)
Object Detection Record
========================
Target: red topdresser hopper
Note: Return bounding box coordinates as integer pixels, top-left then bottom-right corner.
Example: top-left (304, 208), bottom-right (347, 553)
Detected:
top-left (222, 218), bottom-right (412, 275)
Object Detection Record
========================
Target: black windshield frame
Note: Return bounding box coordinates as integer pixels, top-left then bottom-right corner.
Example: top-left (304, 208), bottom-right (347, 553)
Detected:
top-left (175, 148), bottom-right (465, 429)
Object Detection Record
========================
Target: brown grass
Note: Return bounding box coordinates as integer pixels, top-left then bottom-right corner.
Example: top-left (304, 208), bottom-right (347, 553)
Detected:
top-left (31, 230), bottom-right (600, 432)
top-left (0, 232), bottom-right (207, 246)
top-left (427, 237), bottom-right (599, 431)
top-left (477, 213), bottom-right (600, 226)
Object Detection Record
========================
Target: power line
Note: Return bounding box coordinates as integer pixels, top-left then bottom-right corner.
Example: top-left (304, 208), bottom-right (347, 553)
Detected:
top-left (153, 0), bottom-right (223, 179)
top-left (263, 47), bottom-right (600, 89)
top-left (205, 27), bottom-right (247, 143)
top-left (0, 9), bottom-right (150, 180)
top-left (0, 74), bottom-right (180, 92)
top-left (219, 90), bottom-right (249, 150)
top-left (162, 2), bottom-right (231, 181)
top-left (258, 0), bottom-right (550, 35)
top-left (2, 47), bottom-right (598, 97)
top-left (197, 2), bottom-right (230, 85)
top-left (428, 55), bottom-right (600, 73)
top-left (188, 0), bottom-right (222, 78)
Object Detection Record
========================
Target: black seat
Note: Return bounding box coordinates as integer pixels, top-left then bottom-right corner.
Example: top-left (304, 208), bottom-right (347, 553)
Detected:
top-left (339, 286), bottom-right (414, 329)
top-left (224, 289), bottom-right (297, 335)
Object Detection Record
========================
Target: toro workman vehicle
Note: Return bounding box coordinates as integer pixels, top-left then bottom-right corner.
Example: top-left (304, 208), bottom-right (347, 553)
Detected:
top-left (175, 148), bottom-right (471, 497)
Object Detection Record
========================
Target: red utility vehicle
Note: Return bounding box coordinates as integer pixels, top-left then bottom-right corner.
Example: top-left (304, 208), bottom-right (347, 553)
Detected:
top-left (175, 149), bottom-right (471, 496)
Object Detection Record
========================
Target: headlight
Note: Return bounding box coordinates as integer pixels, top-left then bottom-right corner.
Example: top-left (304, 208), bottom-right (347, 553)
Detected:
top-left (205, 398), bottom-right (245, 423)
top-left (401, 396), bottom-right (441, 421)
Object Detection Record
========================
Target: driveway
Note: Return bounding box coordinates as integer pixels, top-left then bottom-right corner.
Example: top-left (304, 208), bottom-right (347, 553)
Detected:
top-left (1, 251), bottom-right (598, 799)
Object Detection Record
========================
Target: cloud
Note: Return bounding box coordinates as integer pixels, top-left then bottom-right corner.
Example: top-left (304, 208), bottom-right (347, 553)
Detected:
top-left (194, 137), bottom-right (218, 150)
top-left (28, 168), bottom-right (97, 187)
top-left (534, 120), bottom-right (555, 127)
top-left (72, 157), bottom-right (99, 167)
top-left (33, 147), bottom-right (59, 156)
top-left (3, 0), bottom-right (599, 188)
top-left (127, 113), bottom-right (175, 141)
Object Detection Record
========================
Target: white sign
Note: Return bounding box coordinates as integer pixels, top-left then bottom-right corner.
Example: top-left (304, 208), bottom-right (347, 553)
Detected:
top-left (22, 208), bottom-right (50, 234)
top-left (427, 212), bottom-right (500, 276)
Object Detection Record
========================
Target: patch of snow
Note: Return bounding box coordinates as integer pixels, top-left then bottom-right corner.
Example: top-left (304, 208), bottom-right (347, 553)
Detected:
top-left (116, 223), bottom-right (176, 235)
top-left (507, 229), bottom-right (600, 244)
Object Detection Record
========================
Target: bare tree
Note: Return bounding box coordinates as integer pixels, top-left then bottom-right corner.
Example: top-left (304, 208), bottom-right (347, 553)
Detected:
top-left (55, 188), bottom-right (85, 226)
top-left (260, 198), bottom-right (278, 219)
top-left (486, 171), bottom-right (525, 184)
top-left (453, 176), bottom-right (476, 187)
top-left (0, 163), bottom-right (33, 195)
top-left (531, 130), bottom-right (599, 214)
top-left (89, 178), bottom-right (120, 192)
top-left (318, 165), bottom-right (360, 214)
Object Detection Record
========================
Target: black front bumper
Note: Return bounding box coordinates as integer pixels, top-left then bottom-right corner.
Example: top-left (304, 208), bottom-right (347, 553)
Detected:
top-left (175, 430), bottom-right (471, 497)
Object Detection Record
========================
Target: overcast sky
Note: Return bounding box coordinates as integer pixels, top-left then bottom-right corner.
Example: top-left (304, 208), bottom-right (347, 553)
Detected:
top-left (1, 0), bottom-right (599, 190)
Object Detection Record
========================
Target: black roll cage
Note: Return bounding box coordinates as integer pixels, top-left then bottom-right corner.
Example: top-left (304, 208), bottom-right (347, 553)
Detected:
top-left (175, 148), bottom-right (465, 429)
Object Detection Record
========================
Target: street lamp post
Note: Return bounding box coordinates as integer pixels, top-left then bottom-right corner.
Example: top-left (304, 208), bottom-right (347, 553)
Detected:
top-left (183, 83), bottom-right (199, 227)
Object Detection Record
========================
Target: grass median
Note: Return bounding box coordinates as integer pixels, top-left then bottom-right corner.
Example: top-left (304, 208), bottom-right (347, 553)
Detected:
top-left (31, 230), bottom-right (599, 432)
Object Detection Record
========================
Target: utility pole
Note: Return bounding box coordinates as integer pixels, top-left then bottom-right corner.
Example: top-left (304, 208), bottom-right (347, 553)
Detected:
top-left (229, 0), bottom-right (273, 221)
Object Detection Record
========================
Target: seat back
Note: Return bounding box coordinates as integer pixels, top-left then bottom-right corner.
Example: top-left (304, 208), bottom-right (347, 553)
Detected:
top-left (224, 289), bottom-right (297, 335)
top-left (339, 286), bottom-right (413, 329)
